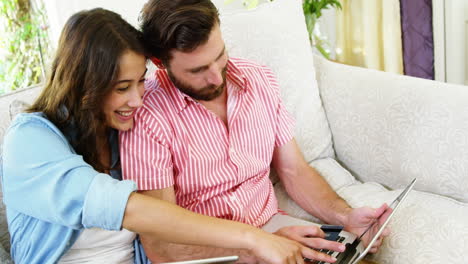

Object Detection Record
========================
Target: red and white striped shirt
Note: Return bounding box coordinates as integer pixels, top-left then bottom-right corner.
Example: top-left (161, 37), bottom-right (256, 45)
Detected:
top-left (120, 58), bottom-right (295, 227)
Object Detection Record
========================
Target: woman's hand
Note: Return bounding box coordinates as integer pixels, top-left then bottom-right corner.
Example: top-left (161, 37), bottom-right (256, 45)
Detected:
top-left (274, 225), bottom-right (346, 253)
top-left (247, 227), bottom-right (343, 263)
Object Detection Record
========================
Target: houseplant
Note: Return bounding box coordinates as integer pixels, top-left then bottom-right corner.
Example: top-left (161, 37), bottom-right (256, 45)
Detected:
top-left (302, 0), bottom-right (341, 59)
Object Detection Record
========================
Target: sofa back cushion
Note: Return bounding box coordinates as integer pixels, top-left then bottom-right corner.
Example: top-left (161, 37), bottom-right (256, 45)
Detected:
top-left (216, 0), bottom-right (334, 162)
top-left (0, 86), bottom-right (42, 145)
top-left (315, 57), bottom-right (468, 203)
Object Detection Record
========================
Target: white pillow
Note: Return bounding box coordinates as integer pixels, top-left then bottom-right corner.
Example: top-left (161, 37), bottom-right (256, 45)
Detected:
top-left (9, 99), bottom-right (30, 120)
top-left (217, 0), bottom-right (334, 162)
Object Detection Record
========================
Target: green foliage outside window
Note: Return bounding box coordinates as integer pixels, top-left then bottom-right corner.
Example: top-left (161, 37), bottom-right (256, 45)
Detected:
top-left (0, 0), bottom-right (51, 95)
top-left (303, 0), bottom-right (341, 20)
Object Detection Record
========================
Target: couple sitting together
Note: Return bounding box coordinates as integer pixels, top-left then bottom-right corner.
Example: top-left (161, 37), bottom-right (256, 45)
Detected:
top-left (1, 0), bottom-right (390, 263)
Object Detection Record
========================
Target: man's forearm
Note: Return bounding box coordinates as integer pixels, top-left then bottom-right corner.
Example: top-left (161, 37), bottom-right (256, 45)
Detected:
top-left (282, 164), bottom-right (351, 226)
top-left (273, 140), bottom-right (351, 226)
top-left (140, 235), bottom-right (255, 263)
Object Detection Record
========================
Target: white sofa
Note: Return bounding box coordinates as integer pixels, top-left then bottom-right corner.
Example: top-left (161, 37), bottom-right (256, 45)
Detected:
top-left (1, 0), bottom-right (468, 263)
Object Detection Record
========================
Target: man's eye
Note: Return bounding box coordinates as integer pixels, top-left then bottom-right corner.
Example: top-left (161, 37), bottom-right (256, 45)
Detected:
top-left (190, 69), bottom-right (203, 74)
top-left (139, 78), bottom-right (146, 83)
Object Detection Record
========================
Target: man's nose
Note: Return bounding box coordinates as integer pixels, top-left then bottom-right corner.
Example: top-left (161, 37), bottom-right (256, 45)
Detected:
top-left (206, 65), bottom-right (224, 86)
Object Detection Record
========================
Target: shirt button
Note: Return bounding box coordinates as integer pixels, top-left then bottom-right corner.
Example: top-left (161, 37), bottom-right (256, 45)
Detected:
top-left (230, 196), bottom-right (237, 202)
top-left (229, 148), bottom-right (236, 154)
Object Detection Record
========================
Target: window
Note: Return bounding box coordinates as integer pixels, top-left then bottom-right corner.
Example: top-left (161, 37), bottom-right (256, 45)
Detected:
top-left (0, 0), bottom-right (51, 95)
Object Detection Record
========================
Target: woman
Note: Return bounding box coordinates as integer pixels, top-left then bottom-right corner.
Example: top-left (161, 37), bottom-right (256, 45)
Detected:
top-left (0, 8), bottom-right (316, 264)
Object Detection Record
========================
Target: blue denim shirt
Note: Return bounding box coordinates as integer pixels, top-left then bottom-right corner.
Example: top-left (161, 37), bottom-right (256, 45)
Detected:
top-left (0, 113), bottom-right (147, 264)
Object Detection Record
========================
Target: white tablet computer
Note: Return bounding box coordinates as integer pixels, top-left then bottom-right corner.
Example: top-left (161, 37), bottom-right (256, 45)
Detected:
top-left (310, 178), bottom-right (417, 264)
top-left (161, 255), bottom-right (239, 264)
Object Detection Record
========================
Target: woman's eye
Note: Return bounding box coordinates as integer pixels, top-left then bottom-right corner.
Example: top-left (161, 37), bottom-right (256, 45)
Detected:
top-left (117, 87), bottom-right (129, 92)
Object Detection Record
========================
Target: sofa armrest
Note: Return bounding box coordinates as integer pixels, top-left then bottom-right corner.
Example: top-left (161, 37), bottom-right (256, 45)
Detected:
top-left (314, 55), bottom-right (468, 203)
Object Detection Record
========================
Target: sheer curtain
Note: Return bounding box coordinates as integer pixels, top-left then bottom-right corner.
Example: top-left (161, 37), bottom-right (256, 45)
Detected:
top-left (335, 0), bottom-right (404, 74)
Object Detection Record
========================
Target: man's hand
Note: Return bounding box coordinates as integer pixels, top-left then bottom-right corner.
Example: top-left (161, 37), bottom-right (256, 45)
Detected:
top-left (343, 204), bottom-right (392, 253)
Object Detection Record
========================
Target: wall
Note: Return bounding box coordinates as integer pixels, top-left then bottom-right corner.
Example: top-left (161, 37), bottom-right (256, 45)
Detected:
top-left (432, 0), bottom-right (445, 82)
top-left (433, 0), bottom-right (468, 85)
top-left (43, 0), bottom-right (147, 47)
top-left (443, 0), bottom-right (468, 85)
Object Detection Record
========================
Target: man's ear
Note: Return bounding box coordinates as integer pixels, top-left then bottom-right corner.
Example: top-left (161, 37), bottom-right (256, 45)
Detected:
top-left (150, 57), bottom-right (165, 69)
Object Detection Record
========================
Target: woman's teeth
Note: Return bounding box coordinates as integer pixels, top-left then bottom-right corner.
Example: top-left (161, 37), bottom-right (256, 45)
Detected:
top-left (117, 111), bottom-right (132, 117)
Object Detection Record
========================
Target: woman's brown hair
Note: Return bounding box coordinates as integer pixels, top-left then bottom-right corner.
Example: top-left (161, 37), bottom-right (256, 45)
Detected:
top-left (27, 8), bottom-right (146, 172)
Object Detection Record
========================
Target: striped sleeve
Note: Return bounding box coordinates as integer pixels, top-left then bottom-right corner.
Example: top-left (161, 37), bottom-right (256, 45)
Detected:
top-left (261, 65), bottom-right (295, 147)
top-left (119, 103), bottom-right (175, 191)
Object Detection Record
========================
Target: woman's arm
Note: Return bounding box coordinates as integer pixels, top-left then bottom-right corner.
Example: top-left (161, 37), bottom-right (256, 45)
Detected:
top-left (2, 116), bottom-right (136, 230)
top-left (123, 192), bottom-right (336, 264)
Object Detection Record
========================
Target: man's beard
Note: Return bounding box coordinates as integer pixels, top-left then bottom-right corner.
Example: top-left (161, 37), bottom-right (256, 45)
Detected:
top-left (167, 66), bottom-right (227, 101)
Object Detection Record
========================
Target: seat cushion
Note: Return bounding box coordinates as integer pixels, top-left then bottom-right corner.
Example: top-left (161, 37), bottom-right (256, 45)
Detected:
top-left (276, 158), bottom-right (468, 264)
top-left (339, 182), bottom-right (468, 264)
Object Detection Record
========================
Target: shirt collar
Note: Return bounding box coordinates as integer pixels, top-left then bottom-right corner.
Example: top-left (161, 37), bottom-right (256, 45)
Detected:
top-left (156, 58), bottom-right (248, 114)
top-left (155, 70), bottom-right (191, 113)
top-left (226, 58), bottom-right (247, 91)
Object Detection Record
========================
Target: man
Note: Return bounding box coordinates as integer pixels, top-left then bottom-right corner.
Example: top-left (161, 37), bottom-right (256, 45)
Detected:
top-left (120, 0), bottom-right (390, 263)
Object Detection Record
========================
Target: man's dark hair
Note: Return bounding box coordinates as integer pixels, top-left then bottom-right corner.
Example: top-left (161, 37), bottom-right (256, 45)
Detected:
top-left (140, 0), bottom-right (220, 65)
